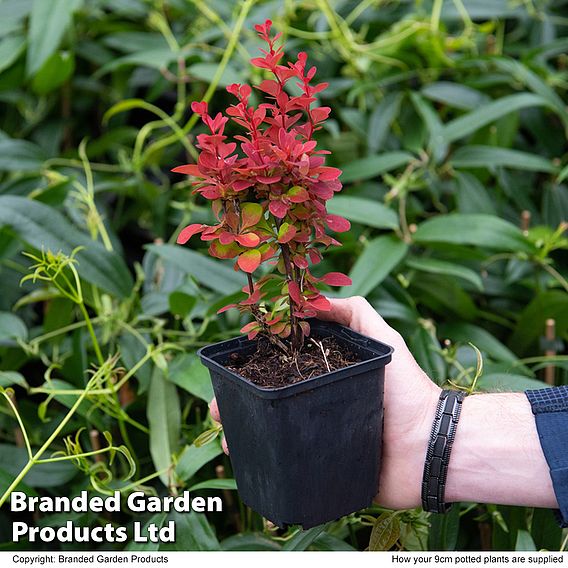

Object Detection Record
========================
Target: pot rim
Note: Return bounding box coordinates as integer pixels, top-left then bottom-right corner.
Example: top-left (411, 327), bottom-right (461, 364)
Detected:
top-left (198, 319), bottom-right (393, 399)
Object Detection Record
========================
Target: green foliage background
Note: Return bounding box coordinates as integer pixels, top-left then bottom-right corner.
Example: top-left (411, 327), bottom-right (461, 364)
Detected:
top-left (0, 0), bottom-right (567, 552)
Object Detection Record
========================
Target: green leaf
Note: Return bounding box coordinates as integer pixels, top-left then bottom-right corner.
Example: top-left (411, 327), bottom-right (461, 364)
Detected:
top-left (168, 291), bottom-right (196, 318)
top-left (221, 534), bottom-right (281, 551)
top-left (0, 371), bottom-right (28, 388)
top-left (0, 196), bottom-right (133, 298)
top-left (31, 50), bottom-right (74, 95)
top-left (510, 291), bottom-right (568, 355)
top-left (477, 373), bottom-right (546, 392)
top-left (340, 152), bottom-right (414, 183)
top-left (312, 533), bottom-right (356, 551)
top-left (367, 92), bottom-right (403, 153)
top-left (0, 444), bottom-right (77, 488)
top-left (406, 257), bottom-right (483, 291)
top-left (187, 63), bottom-right (241, 87)
top-left (159, 510), bottom-right (221, 551)
top-left (175, 440), bottom-right (222, 482)
top-left (450, 145), bottom-right (558, 173)
top-left (188, 478), bottom-right (237, 491)
top-left (369, 512), bottom-right (401, 551)
top-left (146, 244), bottom-right (242, 295)
top-left (0, 311), bottom-right (27, 343)
top-left (147, 367), bottom-right (181, 486)
top-left (345, 236), bottom-right (408, 297)
top-left (410, 325), bottom-right (446, 385)
top-left (455, 172), bottom-right (496, 215)
top-left (410, 92), bottom-right (446, 162)
top-left (168, 353), bottom-right (214, 403)
top-left (422, 82), bottom-right (489, 110)
top-left (0, 139), bottom-right (46, 172)
top-left (0, 467), bottom-right (37, 498)
top-left (438, 323), bottom-right (518, 364)
top-left (26, 0), bottom-right (81, 77)
top-left (515, 529), bottom-right (537, 551)
top-left (428, 506), bottom-right (460, 551)
top-left (327, 196), bottom-right (398, 230)
top-left (531, 509), bottom-right (562, 551)
top-left (0, 35), bottom-right (26, 74)
top-left (413, 213), bottom-right (534, 253)
top-left (282, 524), bottom-right (328, 551)
top-left (443, 93), bottom-right (549, 143)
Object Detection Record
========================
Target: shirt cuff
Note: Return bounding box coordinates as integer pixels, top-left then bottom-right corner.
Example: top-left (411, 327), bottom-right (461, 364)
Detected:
top-left (526, 386), bottom-right (568, 528)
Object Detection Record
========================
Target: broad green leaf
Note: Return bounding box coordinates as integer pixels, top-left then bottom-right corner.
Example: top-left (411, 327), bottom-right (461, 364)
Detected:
top-left (410, 325), bottom-right (446, 385)
top-left (428, 506), bottom-right (460, 551)
top-left (340, 152), bottom-right (414, 183)
top-left (0, 0), bottom-right (33, 36)
top-left (367, 92), bottom-right (403, 153)
top-left (312, 533), bottom-right (356, 551)
top-left (188, 478), bottom-right (237, 492)
top-left (413, 213), bottom-right (534, 253)
top-left (443, 93), bottom-right (549, 142)
top-left (0, 467), bottom-right (37, 497)
top-left (175, 440), bottom-right (222, 482)
top-left (95, 48), bottom-right (181, 77)
top-left (531, 509), bottom-right (562, 551)
top-left (0, 312), bottom-right (27, 342)
top-left (221, 534), bottom-right (281, 551)
top-left (509, 291), bottom-right (568, 355)
top-left (0, 139), bottom-right (46, 172)
top-left (477, 374), bottom-right (546, 392)
top-left (126, 513), bottom-right (167, 552)
top-left (406, 257), bottom-right (483, 291)
top-left (31, 51), bottom-right (75, 95)
top-left (410, 93), bottom-right (446, 162)
top-left (147, 367), bottom-right (181, 486)
top-left (168, 291), bottom-right (196, 318)
top-left (282, 524), bottom-right (328, 551)
top-left (26, 0), bottom-right (81, 77)
top-left (0, 371), bottom-right (28, 388)
top-left (168, 353), bottom-right (214, 403)
top-left (0, 35), bottom-right (26, 74)
top-left (160, 510), bottom-right (221, 551)
top-left (345, 236), bottom-right (408, 297)
top-left (422, 82), bottom-right (489, 110)
top-left (146, 244), bottom-right (243, 295)
top-left (369, 512), bottom-right (400, 551)
top-left (0, 444), bottom-right (77, 488)
top-left (187, 63), bottom-right (242, 87)
top-left (515, 530), bottom-right (537, 551)
top-left (0, 196), bottom-right (133, 298)
top-left (455, 172), bottom-right (496, 215)
top-left (450, 145), bottom-right (558, 173)
top-left (438, 323), bottom-right (518, 364)
top-left (327, 196), bottom-right (398, 230)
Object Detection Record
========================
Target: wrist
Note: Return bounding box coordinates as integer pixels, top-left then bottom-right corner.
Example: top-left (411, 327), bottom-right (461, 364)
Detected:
top-left (445, 393), bottom-right (557, 508)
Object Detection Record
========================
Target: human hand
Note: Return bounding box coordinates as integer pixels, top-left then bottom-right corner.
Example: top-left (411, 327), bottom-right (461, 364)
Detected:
top-left (210, 296), bottom-right (440, 509)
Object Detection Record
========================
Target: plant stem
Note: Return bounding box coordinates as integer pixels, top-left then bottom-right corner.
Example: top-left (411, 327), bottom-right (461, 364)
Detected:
top-left (79, 302), bottom-right (105, 366)
top-left (0, 371), bottom-right (101, 507)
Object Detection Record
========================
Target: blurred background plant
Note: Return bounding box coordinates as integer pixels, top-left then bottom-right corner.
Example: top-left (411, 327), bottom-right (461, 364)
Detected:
top-left (0, 0), bottom-right (567, 552)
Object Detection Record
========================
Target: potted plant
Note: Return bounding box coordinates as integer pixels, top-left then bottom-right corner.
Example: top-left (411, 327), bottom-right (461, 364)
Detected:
top-left (173, 20), bottom-right (393, 529)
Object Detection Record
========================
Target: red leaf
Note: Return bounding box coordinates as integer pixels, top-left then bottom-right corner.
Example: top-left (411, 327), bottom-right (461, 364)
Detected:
top-left (299, 321), bottom-right (311, 337)
top-left (288, 280), bottom-right (302, 304)
top-left (237, 249), bottom-right (261, 273)
top-left (326, 214), bottom-right (351, 232)
top-left (277, 222), bottom-right (297, 243)
top-left (177, 224), bottom-right (205, 244)
top-left (235, 232), bottom-right (261, 248)
top-left (321, 272), bottom-right (352, 286)
top-left (172, 164), bottom-right (201, 176)
top-left (217, 304), bottom-right (237, 314)
top-left (309, 296), bottom-right (331, 311)
top-left (269, 200), bottom-right (288, 218)
top-left (287, 186), bottom-right (309, 203)
top-left (241, 203), bottom-right (264, 230)
top-left (219, 231), bottom-right (236, 245)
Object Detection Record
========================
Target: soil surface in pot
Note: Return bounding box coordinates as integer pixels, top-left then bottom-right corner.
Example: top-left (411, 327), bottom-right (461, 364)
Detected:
top-left (226, 336), bottom-right (360, 388)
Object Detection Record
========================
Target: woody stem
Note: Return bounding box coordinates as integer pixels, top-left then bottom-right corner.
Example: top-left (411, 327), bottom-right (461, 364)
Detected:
top-left (280, 243), bottom-right (302, 354)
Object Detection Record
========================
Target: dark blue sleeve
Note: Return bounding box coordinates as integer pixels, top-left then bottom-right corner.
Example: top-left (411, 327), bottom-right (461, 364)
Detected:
top-left (525, 386), bottom-right (568, 528)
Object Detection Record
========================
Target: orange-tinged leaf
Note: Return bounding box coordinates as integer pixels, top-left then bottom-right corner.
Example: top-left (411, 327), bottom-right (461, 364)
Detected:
top-left (237, 249), bottom-right (261, 273)
top-left (172, 164), bottom-right (201, 176)
top-left (236, 232), bottom-right (261, 247)
top-left (277, 222), bottom-right (297, 243)
top-left (177, 224), bottom-right (205, 244)
top-left (209, 240), bottom-right (240, 259)
top-left (287, 186), bottom-right (309, 203)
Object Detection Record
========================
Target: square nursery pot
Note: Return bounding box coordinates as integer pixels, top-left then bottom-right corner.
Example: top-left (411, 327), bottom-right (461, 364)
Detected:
top-left (198, 319), bottom-right (393, 529)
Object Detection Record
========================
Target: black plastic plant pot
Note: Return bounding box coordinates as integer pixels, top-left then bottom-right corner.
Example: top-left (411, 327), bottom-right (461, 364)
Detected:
top-left (197, 319), bottom-right (393, 529)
